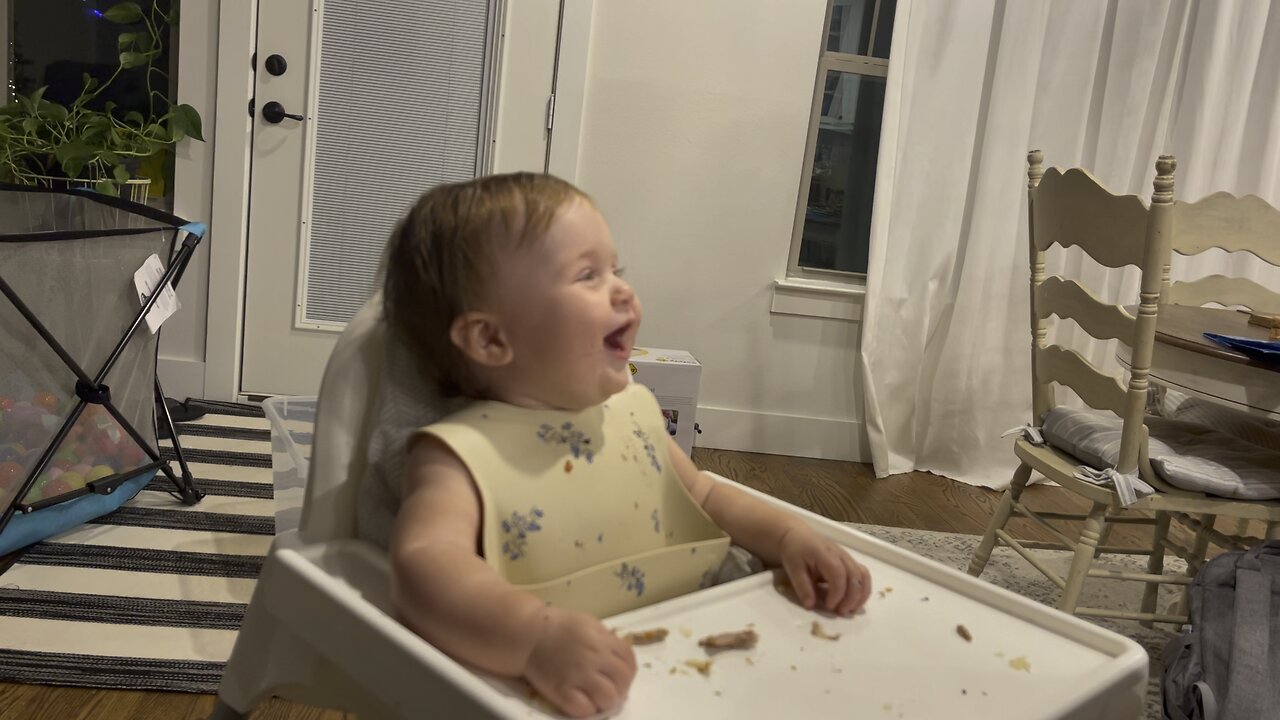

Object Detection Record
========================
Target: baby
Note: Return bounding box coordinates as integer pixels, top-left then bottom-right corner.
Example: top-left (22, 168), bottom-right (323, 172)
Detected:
top-left (383, 173), bottom-right (871, 718)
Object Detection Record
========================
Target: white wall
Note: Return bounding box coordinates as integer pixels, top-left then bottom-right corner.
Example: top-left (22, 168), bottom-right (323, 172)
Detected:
top-left (574, 0), bottom-right (868, 461)
top-left (157, 0), bottom-right (220, 401)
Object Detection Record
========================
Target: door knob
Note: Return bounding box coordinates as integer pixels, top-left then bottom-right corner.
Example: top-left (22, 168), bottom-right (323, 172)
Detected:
top-left (262, 101), bottom-right (304, 124)
top-left (264, 54), bottom-right (288, 76)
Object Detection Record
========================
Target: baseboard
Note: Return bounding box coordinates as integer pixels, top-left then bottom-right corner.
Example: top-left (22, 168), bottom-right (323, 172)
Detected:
top-left (157, 357), bottom-right (206, 402)
top-left (695, 406), bottom-right (869, 462)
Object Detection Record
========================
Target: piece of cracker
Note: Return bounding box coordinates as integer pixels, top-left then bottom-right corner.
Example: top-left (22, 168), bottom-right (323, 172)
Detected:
top-left (698, 629), bottom-right (758, 653)
top-left (811, 621), bottom-right (842, 641)
top-left (624, 627), bottom-right (669, 646)
top-left (684, 659), bottom-right (713, 676)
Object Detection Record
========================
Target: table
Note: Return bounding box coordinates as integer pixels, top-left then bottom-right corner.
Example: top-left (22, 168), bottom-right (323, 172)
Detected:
top-left (1118, 305), bottom-right (1280, 421)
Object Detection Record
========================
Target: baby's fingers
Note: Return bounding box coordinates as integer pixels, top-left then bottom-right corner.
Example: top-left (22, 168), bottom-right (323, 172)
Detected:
top-left (551, 687), bottom-right (598, 719)
top-left (815, 552), bottom-right (848, 612)
top-left (782, 558), bottom-right (817, 609)
top-left (837, 555), bottom-right (870, 615)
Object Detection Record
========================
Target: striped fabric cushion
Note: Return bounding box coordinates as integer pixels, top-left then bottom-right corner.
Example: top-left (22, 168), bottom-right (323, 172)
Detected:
top-left (1041, 406), bottom-right (1280, 501)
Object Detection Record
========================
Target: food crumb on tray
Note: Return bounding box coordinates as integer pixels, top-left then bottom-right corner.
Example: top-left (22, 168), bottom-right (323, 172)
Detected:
top-left (624, 627), bottom-right (669, 645)
top-left (684, 659), bottom-right (713, 676)
top-left (811, 621), bottom-right (842, 641)
top-left (956, 624), bottom-right (972, 642)
top-left (699, 629), bottom-right (758, 653)
top-left (1008, 656), bottom-right (1031, 673)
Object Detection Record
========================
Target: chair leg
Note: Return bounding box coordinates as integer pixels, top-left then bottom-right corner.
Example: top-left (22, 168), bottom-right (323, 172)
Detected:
top-left (1175, 512), bottom-right (1215, 618)
top-left (1140, 511), bottom-right (1171, 628)
top-left (1059, 501), bottom-right (1108, 615)
top-left (968, 463), bottom-right (1032, 577)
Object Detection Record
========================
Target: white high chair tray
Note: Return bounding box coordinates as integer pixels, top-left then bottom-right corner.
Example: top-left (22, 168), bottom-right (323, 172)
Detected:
top-left (471, 500), bottom-right (1146, 720)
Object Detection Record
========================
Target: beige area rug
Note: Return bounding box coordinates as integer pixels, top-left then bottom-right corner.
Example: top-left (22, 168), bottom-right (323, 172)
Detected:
top-left (851, 522), bottom-right (1181, 720)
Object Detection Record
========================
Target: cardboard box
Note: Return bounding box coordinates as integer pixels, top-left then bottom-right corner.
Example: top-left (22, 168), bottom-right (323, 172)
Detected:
top-left (629, 347), bottom-right (701, 455)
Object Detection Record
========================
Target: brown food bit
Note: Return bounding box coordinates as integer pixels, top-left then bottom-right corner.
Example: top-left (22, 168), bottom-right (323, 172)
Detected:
top-left (668, 667), bottom-right (677, 675)
top-left (564, 460), bottom-right (573, 473)
top-left (699, 629), bottom-right (758, 653)
top-left (624, 627), bottom-right (670, 646)
top-left (790, 664), bottom-right (798, 671)
top-left (811, 621), bottom-right (842, 641)
top-left (685, 659), bottom-right (713, 676)
top-left (745, 657), bottom-right (756, 666)
top-left (957, 624), bottom-right (973, 642)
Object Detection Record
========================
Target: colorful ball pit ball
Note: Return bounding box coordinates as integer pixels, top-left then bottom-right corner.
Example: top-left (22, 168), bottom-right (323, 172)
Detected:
top-left (42, 478), bottom-right (74, 498)
top-left (60, 471), bottom-right (87, 491)
top-left (0, 444), bottom-right (24, 463)
top-left (0, 460), bottom-right (24, 485)
top-left (86, 465), bottom-right (116, 482)
top-left (34, 392), bottom-right (59, 413)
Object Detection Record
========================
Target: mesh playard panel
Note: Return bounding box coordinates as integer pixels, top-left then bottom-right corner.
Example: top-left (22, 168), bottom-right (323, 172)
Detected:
top-left (0, 185), bottom-right (205, 554)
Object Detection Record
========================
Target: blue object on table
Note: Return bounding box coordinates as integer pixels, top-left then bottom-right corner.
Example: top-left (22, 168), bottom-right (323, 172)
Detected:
top-left (1203, 332), bottom-right (1280, 363)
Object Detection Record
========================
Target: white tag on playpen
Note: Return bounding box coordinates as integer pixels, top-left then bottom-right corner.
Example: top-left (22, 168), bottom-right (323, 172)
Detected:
top-left (133, 253), bottom-right (181, 334)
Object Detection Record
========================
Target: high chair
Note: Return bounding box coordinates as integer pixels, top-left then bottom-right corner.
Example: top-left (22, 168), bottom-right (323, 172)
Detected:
top-left (214, 292), bottom-right (1148, 720)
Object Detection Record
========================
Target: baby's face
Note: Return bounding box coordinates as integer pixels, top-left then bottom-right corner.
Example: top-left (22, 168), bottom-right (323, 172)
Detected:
top-left (488, 199), bottom-right (641, 409)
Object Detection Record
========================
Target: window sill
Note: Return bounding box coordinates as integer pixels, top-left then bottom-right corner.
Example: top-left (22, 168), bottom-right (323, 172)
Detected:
top-left (770, 277), bottom-right (866, 322)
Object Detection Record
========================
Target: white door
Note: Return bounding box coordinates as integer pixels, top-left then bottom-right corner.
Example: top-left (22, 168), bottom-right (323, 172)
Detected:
top-left (241, 0), bottom-right (565, 396)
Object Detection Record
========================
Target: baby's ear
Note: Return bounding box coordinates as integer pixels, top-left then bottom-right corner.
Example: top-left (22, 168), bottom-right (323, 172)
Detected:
top-left (450, 312), bottom-right (513, 368)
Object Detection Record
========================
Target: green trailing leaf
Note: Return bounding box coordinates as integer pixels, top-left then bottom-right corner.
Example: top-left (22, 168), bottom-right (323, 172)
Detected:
top-left (117, 32), bottom-right (137, 50)
top-left (120, 51), bottom-right (148, 69)
top-left (44, 103), bottom-right (69, 124)
top-left (103, 3), bottom-right (144, 24)
top-left (95, 178), bottom-right (119, 196)
top-left (172, 104), bottom-right (204, 142)
top-left (124, 111), bottom-right (145, 126)
top-left (112, 164), bottom-right (131, 183)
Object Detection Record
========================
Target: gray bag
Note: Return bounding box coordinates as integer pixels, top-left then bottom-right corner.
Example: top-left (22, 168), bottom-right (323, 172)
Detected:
top-left (1162, 541), bottom-right (1280, 720)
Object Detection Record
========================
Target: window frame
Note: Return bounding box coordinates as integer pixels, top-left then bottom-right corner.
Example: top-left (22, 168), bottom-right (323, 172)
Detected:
top-left (786, 0), bottom-right (891, 282)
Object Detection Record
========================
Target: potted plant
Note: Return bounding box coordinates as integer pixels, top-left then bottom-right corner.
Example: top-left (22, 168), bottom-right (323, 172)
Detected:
top-left (0, 1), bottom-right (203, 200)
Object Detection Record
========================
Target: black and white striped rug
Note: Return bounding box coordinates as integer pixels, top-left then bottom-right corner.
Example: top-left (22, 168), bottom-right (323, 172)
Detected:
top-left (0, 400), bottom-right (274, 693)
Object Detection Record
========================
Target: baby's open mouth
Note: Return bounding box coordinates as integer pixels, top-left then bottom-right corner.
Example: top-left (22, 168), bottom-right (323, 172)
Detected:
top-left (605, 323), bottom-right (633, 354)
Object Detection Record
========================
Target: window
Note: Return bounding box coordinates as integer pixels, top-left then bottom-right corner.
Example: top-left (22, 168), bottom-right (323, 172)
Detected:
top-left (2, 1), bottom-right (181, 208)
top-left (788, 0), bottom-right (894, 277)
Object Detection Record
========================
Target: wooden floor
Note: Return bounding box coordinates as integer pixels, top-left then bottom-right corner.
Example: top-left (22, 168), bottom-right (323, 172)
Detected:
top-left (0, 448), bottom-right (1212, 719)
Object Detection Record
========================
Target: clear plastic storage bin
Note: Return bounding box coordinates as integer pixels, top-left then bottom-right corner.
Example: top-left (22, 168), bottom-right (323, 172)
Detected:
top-left (262, 396), bottom-right (316, 535)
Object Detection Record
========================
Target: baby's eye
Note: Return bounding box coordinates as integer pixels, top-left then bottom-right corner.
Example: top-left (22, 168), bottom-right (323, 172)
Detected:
top-left (577, 268), bottom-right (599, 282)
top-left (613, 266), bottom-right (626, 278)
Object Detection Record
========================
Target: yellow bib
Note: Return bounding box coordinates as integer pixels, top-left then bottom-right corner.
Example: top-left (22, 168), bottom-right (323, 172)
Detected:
top-left (419, 384), bottom-right (729, 617)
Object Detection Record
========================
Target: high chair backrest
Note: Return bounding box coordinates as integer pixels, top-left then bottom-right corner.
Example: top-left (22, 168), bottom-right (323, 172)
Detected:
top-left (298, 292), bottom-right (388, 543)
top-left (1025, 151), bottom-right (1176, 476)
top-left (1165, 192), bottom-right (1280, 314)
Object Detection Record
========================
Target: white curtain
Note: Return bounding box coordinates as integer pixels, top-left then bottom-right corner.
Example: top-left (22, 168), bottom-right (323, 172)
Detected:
top-left (860, 0), bottom-right (1280, 489)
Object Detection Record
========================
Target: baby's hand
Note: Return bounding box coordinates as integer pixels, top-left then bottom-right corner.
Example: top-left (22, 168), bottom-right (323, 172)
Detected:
top-left (778, 526), bottom-right (872, 616)
top-left (524, 607), bottom-right (637, 718)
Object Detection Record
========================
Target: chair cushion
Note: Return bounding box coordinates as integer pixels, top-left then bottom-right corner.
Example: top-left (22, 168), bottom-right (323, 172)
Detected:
top-left (356, 318), bottom-right (458, 550)
top-left (1041, 406), bottom-right (1280, 500)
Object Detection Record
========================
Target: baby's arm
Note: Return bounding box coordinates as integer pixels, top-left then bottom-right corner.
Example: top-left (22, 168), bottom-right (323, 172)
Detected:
top-left (665, 436), bottom-right (872, 615)
top-left (390, 436), bottom-right (636, 717)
